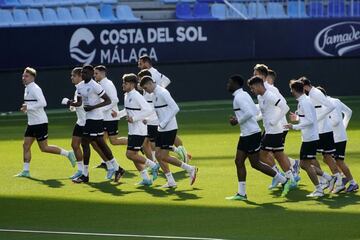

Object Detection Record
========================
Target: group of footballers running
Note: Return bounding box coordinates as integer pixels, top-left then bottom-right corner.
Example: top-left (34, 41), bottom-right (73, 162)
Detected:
top-left (16, 55), bottom-right (197, 189)
top-left (226, 64), bottom-right (358, 200)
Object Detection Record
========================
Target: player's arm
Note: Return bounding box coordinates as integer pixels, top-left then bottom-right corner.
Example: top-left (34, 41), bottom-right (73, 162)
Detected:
top-left (337, 100), bottom-right (352, 128)
top-left (255, 103), bottom-right (263, 121)
top-left (235, 97), bottom-right (253, 125)
top-left (292, 103), bottom-right (314, 130)
top-left (315, 92), bottom-right (335, 121)
top-left (102, 85), bottom-right (119, 112)
top-left (26, 87), bottom-right (47, 111)
top-left (270, 98), bottom-right (289, 126)
top-left (159, 91), bottom-right (179, 129)
top-left (84, 93), bottom-right (110, 112)
top-left (159, 74), bottom-right (171, 88)
top-left (131, 95), bottom-right (152, 122)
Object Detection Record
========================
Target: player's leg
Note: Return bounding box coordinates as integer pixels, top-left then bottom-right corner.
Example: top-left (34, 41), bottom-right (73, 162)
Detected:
top-left (226, 149), bottom-right (248, 200)
top-left (172, 135), bottom-right (191, 163)
top-left (142, 138), bottom-right (155, 161)
top-left (70, 124), bottom-right (84, 179)
top-left (16, 135), bottom-right (35, 177)
top-left (91, 141), bottom-right (109, 170)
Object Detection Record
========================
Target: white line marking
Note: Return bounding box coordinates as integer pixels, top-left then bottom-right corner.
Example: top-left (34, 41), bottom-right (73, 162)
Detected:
top-left (0, 229), bottom-right (228, 240)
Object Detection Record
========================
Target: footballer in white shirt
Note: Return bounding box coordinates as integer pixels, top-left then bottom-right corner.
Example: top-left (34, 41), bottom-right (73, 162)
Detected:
top-left (140, 76), bottom-right (197, 188)
top-left (248, 76), bottom-right (296, 197)
top-left (138, 56), bottom-right (191, 163)
top-left (16, 67), bottom-right (76, 178)
top-left (225, 75), bottom-right (288, 201)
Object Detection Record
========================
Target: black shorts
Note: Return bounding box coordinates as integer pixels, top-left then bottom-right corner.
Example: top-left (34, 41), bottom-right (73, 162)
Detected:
top-left (24, 123), bottom-right (48, 141)
top-left (282, 130), bottom-right (289, 144)
top-left (83, 120), bottom-right (104, 138)
top-left (72, 124), bottom-right (84, 137)
top-left (103, 120), bottom-right (119, 136)
top-left (300, 141), bottom-right (318, 160)
top-left (147, 125), bottom-right (158, 142)
top-left (156, 129), bottom-right (177, 150)
top-left (237, 132), bottom-right (261, 154)
top-left (334, 141), bottom-right (346, 160)
top-left (127, 135), bottom-right (145, 151)
top-left (317, 132), bottom-right (336, 154)
top-left (261, 133), bottom-right (284, 152)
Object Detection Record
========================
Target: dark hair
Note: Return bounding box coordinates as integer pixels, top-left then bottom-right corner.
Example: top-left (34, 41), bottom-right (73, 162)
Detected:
top-left (247, 76), bottom-right (264, 86)
top-left (299, 76), bottom-right (311, 86)
top-left (316, 86), bottom-right (327, 96)
top-left (83, 65), bottom-right (94, 71)
top-left (138, 69), bottom-right (152, 78)
top-left (72, 67), bottom-right (82, 76)
top-left (94, 65), bottom-right (107, 72)
top-left (267, 69), bottom-right (276, 80)
top-left (140, 76), bottom-right (154, 87)
top-left (229, 74), bottom-right (244, 88)
top-left (254, 64), bottom-right (268, 77)
top-left (289, 80), bottom-right (304, 93)
top-left (122, 73), bottom-right (138, 85)
top-left (139, 55), bottom-right (152, 65)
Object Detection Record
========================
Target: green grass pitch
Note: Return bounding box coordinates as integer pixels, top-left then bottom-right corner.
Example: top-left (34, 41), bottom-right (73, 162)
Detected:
top-left (0, 97), bottom-right (359, 240)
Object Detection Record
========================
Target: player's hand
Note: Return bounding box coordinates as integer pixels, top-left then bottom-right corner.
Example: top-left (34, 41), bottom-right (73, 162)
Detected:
top-left (127, 116), bottom-right (134, 123)
top-left (284, 124), bottom-right (293, 130)
top-left (111, 110), bottom-right (118, 118)
top-left (289, 112), bottom-right (298, 122)
top-left (20, 104), bottom-right (27, 113)
top-left (84, 105), bottom-right (94, 112)
top-left (229, 116), bottom-right (238, 126)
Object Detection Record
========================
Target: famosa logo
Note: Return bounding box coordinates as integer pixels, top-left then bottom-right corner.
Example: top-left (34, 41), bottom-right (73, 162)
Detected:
top-left (69, 28), bottom-right (96, 64)
top-left (315, 22), bottom-right (360, 56)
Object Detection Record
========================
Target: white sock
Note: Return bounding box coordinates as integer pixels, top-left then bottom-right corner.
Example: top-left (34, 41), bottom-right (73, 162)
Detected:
top-left (83, 165), bottom-right (89, 176)
top-left (23, 162), bottom-right (30, 171)
top-left (322, 172), bottom-right (332, 181)
top-left (315, 184), bottom-right (323, 192)
top-left (145, 159), bottom-right (156, 168)
top-left (165, 172), bottom-right (176, 185)
top-left (105, 161), bottom-right (113, 170)
top-left (140, 169), bottom-right (150, 181)
top-left (288, 157), bottom-right (295, 166)
top-left (171, 146), bottom-right (178, 152)
top-left (238, 181), bottom-right (246, 196)
top-left (272, 165), bottom-right (280, 173)
top-left (285, 170), bottom-right (295, 182)
top-left (77, 162), bottom-right (83, 171)
top-left (180, 162), bottom-right (193, 172)
top-left (110, 158), bottom-right (119, 171)
top-left (60, 149), bottom-right (69, 157)
top-left (275, 173), bottom-right (287, 184)
top-left (151, 151), bottom-right (156, 161)
top-left (334, 172), bottom-right (342, 185)
top-left (102, 160), bottom-right (106, 163)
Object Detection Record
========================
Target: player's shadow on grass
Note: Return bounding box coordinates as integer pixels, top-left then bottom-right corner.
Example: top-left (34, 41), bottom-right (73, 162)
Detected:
top-left (28, 177), bottom-right (65, 189)
top-left (314, 192), bottom-right (360, 209)
top-left (192, 155), bottom-right (233, 161)
top-left (87, 181), bottom-right (135, 196)
top-left (136, 185), bottom-right (202, 201)
top-left (94, 169), bottom-right (137, 180)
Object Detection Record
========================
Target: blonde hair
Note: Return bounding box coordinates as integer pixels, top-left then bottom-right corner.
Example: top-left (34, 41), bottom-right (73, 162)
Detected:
top-left (24, 67), bottom-right (37, 77)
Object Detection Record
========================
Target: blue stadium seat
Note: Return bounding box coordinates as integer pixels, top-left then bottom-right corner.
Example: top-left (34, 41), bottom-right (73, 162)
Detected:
top-left (288, 1), bottom-right (307, 18)
top-left (18, 0), bottom-right (34, 7)
top-left (116, 5), bottom-right (141, 21)
top-left (328, 0), bottom-right (345, 17)
top-left (85, 6), bottom-right (107, 22)
top-left (27, 8), bottom-right (44, 24)
top-left (248, 2), bottom-right (267, 19)
top-left (193, 2), bottom-right (214, 19)
top-left (3, 0), bottom-right (20, 7)
top-left (347, 0), bottom-right (360, 16)
top-left (71, 6), bottom-right (94, 23)
top-left (13, 9), bottom-right (29, 25)
top-left (162, 0), bottom-right (179, 3)
top-left (227, 3), bottom-right (248, 19)
top-left (267, 2), bottom-right (287, 18)
top-left (307, 1), bottom-right (324, 17)
top-left (176, 2), bottom-right (193, 19)
top-left (87, 0), bottom-right (102, 4)
top-left (0, 9), bottom-right (15, 26)
top-left (100, 4), bottom-right (117, 20)
top-left (56, 7), bottom-right (73, 24)
top-left (43, 8), bottom-right (60, 24)
top-left (101, 0), bottom-right (117, 3)
top-left (211, 3), bottom-right (227, 19)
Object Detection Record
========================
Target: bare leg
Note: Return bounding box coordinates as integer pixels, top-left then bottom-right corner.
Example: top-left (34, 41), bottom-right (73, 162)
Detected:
top-left (301, 160), bottom-right (319, 186)
top-left (109, 135), bottom-right (128, 146)
top-left (234, 150), bottom-right (247, 181)
top-left (248, 152), bottom-right (276, 177)
top-left (174, 135), bottom-right (183, 147)
top-left (142, 138), bottom-right (154, 161)
top-left (323, 153), bottom-right (340, 174)
top-left (336, 160), bottom-right (353, 181)
top-left (91, 141), bottom-right (109, 161)
top-left (72, 136), bottom-right (82, 162)
top-left (23, 137), bottom-right (35, 163)
top-left (37, 139), bottom-right (64, 154)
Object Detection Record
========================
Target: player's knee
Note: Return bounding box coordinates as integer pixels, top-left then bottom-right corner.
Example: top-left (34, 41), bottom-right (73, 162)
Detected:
top-left (23, 142), bottom-right (31, 151)
top-left (155, 151), bottom-right (163, 161)
top-left (126, 150), bottom-right (135, 160)
top-left (235, 158), bottom-right (244, 168)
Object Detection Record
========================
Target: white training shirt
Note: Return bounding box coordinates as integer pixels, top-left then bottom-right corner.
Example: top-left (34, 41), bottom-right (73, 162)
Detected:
top-left (153, 85), bottom-right (179, 132)
top-left (328, 97), bottom-right (352, 143)
top-left (23, 82), bottom-right (48, 125)
top-left (98, 78), bottom-right (120, 121)
top-left (76, 79), bottom-right (105, 120)
top-left (258, 89), bottom-right (290, 134)
top-left (293, 94), bottom-right (319, 142)
top-left (232, 88), bottom-right (261, 137)
top-left (124, 89), bottom-right (152, 136)
top-left (264, 81), bottom-right (289, 129)
top-left (308, 87), bottom-right (336, 134)
top-left (73, 82), bottom-right (86, 127)
top-left (149, 67), bottom-right (171, 88)
top-left (143, 91), bottom-right (159, 126)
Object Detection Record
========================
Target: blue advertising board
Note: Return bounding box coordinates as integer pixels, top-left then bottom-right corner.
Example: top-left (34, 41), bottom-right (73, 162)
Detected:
top-left (1, 19), bottom-right (360, 70)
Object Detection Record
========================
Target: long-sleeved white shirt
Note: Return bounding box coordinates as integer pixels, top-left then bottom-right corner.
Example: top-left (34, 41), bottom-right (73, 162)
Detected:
top-left (76, 79), bottom-right (105, 120)
top-left (258, 89), bottom-right (290, 134)
top-left (73, 83), bottom-right (86, 126)
top-left (264, 81), bottom-right (289, 128)
top-left (124, 89), bottom-right (152, 136)
top-left (293, 94), bottom-right (319, 142)
top-left (328, 96), bottom-right (352, 142)
top-left (98, 78), bottom-right (120, 121)
top-left (308, 87), bottom-right (336, 134)
top-left (232, 88), bottom-right (261, 137)
top-left (23, 82), bottom-right (48, 125)
top-left (153, 85), bottom-right (179, 132)
top-left (143, 91), bottom-right (159, 126)
top-left (149, 67), bottom-right (171, 88)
